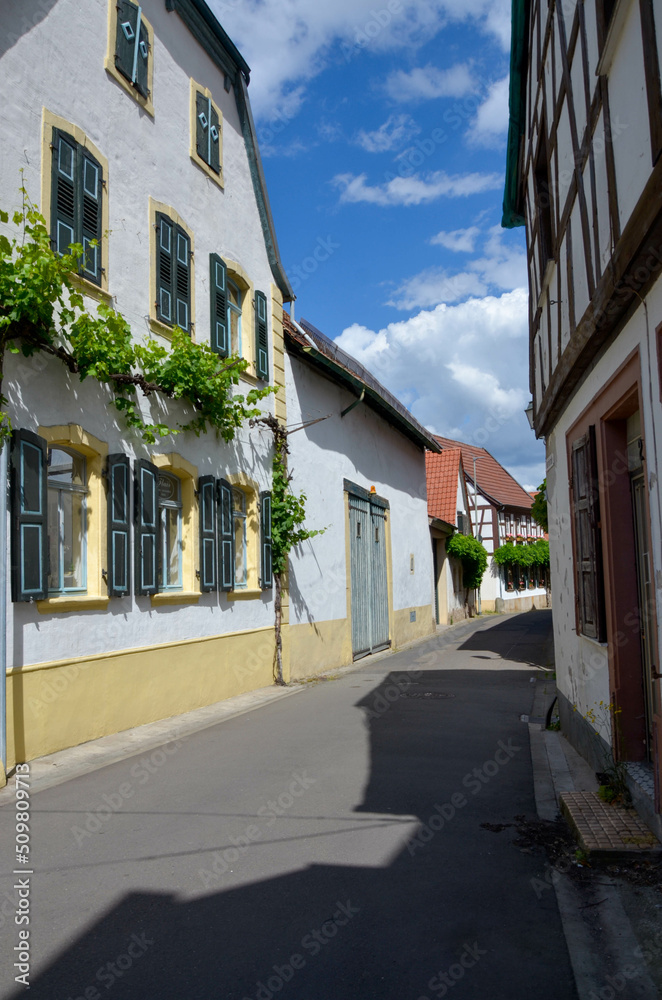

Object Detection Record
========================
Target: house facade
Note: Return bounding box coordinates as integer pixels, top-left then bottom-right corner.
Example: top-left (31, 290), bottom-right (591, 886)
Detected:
top-left (434, 437), bottom-right (548, 612)
top-left (283, 315), bottom-right (439, 675)
top-left (0, 0), bottom-right (294, 777)
top-left (504, 0), bottom-right (662, 827)
top-left (425, 448), bottom-right (475, 623)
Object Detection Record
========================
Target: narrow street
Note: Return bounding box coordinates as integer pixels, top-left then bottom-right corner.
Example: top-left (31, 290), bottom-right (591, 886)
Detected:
top-left (0, 611), bottom-right (577, 999)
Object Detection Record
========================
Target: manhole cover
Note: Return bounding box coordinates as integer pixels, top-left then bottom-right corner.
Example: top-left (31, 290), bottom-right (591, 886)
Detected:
top-left (400, 691), bottom-right (455, 700)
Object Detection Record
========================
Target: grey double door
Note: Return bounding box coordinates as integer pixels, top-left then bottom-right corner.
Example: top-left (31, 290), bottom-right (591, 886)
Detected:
top-left (348, 491), bottom-right (390, 659)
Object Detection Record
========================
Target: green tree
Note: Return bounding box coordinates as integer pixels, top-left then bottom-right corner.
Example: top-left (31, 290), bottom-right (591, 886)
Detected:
top-left (531, 479), bottom-right (548, 533)
top-left (446, 533), bottom-right (488, 609)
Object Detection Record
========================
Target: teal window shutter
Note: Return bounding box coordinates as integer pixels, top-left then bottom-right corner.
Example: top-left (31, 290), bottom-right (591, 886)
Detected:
top-left (260, 490), bottom-right (272, 589)
top-left (196, 91), bottom-right (209, 161)
top-left (51, 129), bottom-right (77, 257)
top-left (198, 475), bottom-right (217, 592)
top-left (156, 213), bottom-right (173, 325)
top-left (115, 1), bottom-right (149, 97)
top-left (209, 103), bottom-right (221, 174)
top-left (175, 228), bottom-right (190, 331)
top-left (255, 290), bottom-right (269, 380)
top-left (218, 478), bottom-right (234, 591)
top-left (134, 459), bottom-right (160, 596)
top-left (209, 253), bottom-right (228, 357)
top-left (10, 430), bottom-right (48, 602)
top-left (107, 454), bottom-right (131, 597)
top-left (80, 150), bottom-right (103, 284)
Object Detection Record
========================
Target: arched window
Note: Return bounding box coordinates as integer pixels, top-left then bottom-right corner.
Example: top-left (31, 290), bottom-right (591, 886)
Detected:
top-left (232, 487), bottom-right (247, 588)
top-left (227, 277), bottom-right (243, 356)
top-left (47, 447), bottom-right (88, 593)
top-left (158, 471), bottom-right (182, 589)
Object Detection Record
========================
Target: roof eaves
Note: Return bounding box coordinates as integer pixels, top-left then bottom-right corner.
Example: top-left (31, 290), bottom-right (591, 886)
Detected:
top-left (165, 0), bottom-right (251, 82)
top-left (502, 0), bottom-right (530, 229)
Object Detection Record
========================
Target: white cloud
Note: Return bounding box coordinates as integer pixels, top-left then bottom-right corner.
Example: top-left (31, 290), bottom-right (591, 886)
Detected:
top-left (467, 75), bottom-right (510, 147)
top-left (355, 114), bottom-right (421, 153)
top-left (335, 289), bottom-right (543, 478)
top-left (333, 170), bottom-right (503, 206)
top-left (430, 226), bottom-right (481, 252)
top-left (384, 63), bottom-right (475, 102)
top-left (211, 1), bottom-right (512, 119)
top-left (387, 267), bottom-right (487, 309)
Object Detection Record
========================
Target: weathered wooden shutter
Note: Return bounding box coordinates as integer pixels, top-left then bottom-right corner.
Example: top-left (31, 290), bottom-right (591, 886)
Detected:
top-left (218, 478), bottom-right (234, 591)
top-left (196, 91), bottom-right (210, 162)
top-left (209, 254), bottom-right (228, 357)
top-left (571, 427), bottom-right (605, 640)
top-left (80, 150), bottom-right (103, 285)
top-left (198, 475), bottom-right (217, 592)
top-left (260, 490), bottom-right (272, 589)
top-left (115, 1), bottom-right (139, 82)
top-left (134, 459), bottom-right (159, 596)
top-left (254, 290), bottom-right (269, 380)
top-left (209, 103), bottom-right (220, 173)
top-left (174, 227), bottom-right (191, 332)
top-left (10, 430), bottom-right (48, 602)
top-left (51, 129), bottom-right (77, 256)
top-left (107, 454), bottom-right (131, 597)
top-left (156, 214), bottom-right (173, 325)
top-left (115, 1), bottom-right (149, 95)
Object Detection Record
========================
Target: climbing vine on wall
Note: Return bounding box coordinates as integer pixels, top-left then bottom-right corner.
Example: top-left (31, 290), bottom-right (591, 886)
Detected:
top-left (493, 538), bottom-right (549, 569)
top-left (0, 192), bottom-right (273, 444)
top-left (446, 533), bottom-right (488, 591)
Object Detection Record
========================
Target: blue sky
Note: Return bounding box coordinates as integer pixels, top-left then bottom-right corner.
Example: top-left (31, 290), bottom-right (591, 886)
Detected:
top-left (211, 0), bottom-right (545, 490)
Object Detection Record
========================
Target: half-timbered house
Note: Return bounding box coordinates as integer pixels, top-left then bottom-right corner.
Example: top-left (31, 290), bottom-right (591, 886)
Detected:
top-left (426, 448), bottom-right (476, 623)
top-left (504, 0), bottom-right (662, 831)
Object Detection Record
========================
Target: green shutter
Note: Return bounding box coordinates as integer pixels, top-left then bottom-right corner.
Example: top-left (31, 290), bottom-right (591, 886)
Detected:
top-left (260, 490), bottom-right (272, 589)
top-left (571, 428), bottom-right (605, 641)
top-left (195, 90), bottom-right (209, 162)
top-left (79, 149), bottom-right (103, 286)
top-left (107, 454), bottom-right (131, 597)
top-left (209, 103), bottom-right (221, 174)
top-left (135, 15), bottom-right (150, 98)
top-left (156, 213), bottom-right (173, 325)
top-left (115, 0), bottom-right (139, 83)
top-left (134, 459), bottom-right (159, 596)
top-left (255, 290), bottom-right (269, 380)
top-left (218, 478), bottom-right (234, 591)
top-left (198, 475), bottom-right (217, 592)
top-left (51, 128), bottom-right (77, 257)
top-left (10, 430), bottom-right (48, 602)
top-left (174, 226), bottom-right (190, 332)
top-left (209, 253), bottom-right (228, 357)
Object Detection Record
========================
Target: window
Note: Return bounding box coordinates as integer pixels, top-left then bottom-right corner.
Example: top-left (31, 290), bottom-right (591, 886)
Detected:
top-left (158, 472), bottom-right (182, 590)
top-left (190, 81), bottom-right (223, 186)
top-left (228, 279), bottom-right (243, 356)
top-left (150, 201), bottom-right (194, 338)
top-left (254, 290), bottom-right (269, 380)
top-left (47, 447), bottom-right (88, 594)
top-left (571, 427), bottom-right (606, 640)
top-left (105, 0), bottom-right (154, 114)
top-left (232, 488), bottom-right (247, 588)
top-left (51, 128), bottom-right (104, 286)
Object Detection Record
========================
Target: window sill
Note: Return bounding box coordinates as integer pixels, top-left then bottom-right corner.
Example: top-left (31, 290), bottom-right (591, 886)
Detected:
top-left (37, 595), bottom-right (110, 614)
top-left (226, 588), bottom-right (263, 601)
top-left (151, 591), bottom-right (201, 606)
top-left (148, 316), bottom-right (196, 343)
top-left (190, 153), bottom-right (225, 189)
top-left (104, 60), bottom-right (155, 117)
top-left (70, 273), bottom-right (112, 304)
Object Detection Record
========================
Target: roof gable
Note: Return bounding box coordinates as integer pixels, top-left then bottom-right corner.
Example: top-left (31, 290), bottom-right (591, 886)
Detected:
top-left (433, 435), bottom-right (533, 510)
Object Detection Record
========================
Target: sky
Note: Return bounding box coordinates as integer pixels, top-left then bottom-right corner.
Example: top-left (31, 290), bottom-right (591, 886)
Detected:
top-left (210, 0), bottom-right (545, 490)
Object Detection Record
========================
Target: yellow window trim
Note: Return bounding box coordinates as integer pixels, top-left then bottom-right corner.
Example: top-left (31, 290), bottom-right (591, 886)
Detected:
top-left (41, 109), bottom-right (110, 296)
top-left (104, 0), bottom-right (155, 116)
top-left (223, 257), bottom-right (258, 378)
top-left (36, 425), bottom-right (108, 613)
top-left (189, 79), bottom-right (224, 188)
top-left (226, 472), bottom-right (261, 594)
top-left (152, 452), bottom-right (199, 595)
top-left (149, 198), bottom-right (196, 342)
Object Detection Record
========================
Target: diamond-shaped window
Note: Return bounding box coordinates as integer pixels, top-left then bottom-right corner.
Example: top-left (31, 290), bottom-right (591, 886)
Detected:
top-left (121, 21), bottom-right (135, 41)
top-left (139, 40), bottom-right (148, 58)
top-left (210, 125), bottom-right (219, 143)
top-left (198, 112), bottom-right (208, 131)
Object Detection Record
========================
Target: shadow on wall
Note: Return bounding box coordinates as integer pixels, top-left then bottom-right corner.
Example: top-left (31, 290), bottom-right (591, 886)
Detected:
top-left (10, 614), bottom-right (577, 1000)
top-left (0, 0), bottom-right (60, 60)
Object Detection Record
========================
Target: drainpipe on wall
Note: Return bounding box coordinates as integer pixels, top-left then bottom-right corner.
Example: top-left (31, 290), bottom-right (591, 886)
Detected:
top-left (0, 440), bottom-right (8, 787)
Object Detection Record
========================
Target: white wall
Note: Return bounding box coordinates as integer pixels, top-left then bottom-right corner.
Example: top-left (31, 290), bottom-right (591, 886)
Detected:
top-left (285, 353), bottom-right (433, 626)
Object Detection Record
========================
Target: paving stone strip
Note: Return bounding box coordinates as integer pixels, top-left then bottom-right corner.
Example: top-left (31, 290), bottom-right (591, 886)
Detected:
top-left (561, 791), bottom-right (661, 857)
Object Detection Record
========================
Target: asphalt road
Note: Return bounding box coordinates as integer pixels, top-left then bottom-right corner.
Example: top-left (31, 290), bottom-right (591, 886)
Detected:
top-left (0, 611), bottom-right (577, 999)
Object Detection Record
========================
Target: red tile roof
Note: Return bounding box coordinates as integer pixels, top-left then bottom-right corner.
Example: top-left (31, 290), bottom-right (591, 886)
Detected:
top-left (426, 448), bottom-right (463, 525)
top-left (433, 435), bottom-right (533, 511)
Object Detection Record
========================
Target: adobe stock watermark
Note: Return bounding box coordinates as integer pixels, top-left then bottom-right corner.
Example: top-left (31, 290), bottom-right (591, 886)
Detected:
top-left (64, 932), bottom-right (154, 1000)
top-left (406, 739), bottom-right (522, 855)
top-left (241, 900), bottom-right (360, 1000)
top-left (198, 769), bottom-right (316, 888)
top-left (70, 739), bottom-right (187, 845)
top-left (340, 2), bottom-right (403, 63)
top-left (417, 941), bottom-right (488, 999)
top-left (288, 236), bottom-right (340, 293)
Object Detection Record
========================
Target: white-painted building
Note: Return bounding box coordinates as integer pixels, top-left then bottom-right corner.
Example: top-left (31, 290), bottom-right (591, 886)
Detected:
top-left (434, 437), bottom-right (548, 612)
top-left (505, 0), bottom-right (662, 831)
top-left (425, 447), bottom-right (476, 623)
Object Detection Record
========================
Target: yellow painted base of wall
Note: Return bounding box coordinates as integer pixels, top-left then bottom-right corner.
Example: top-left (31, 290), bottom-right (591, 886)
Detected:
top-left (492, 595), bottom-right (551, 613)
top-left (289, 618), bottom-right (353, 680)
top-left (6, 627), bottom-right (276, 770)
top-left (392, 605), bottom-right (436, 648)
